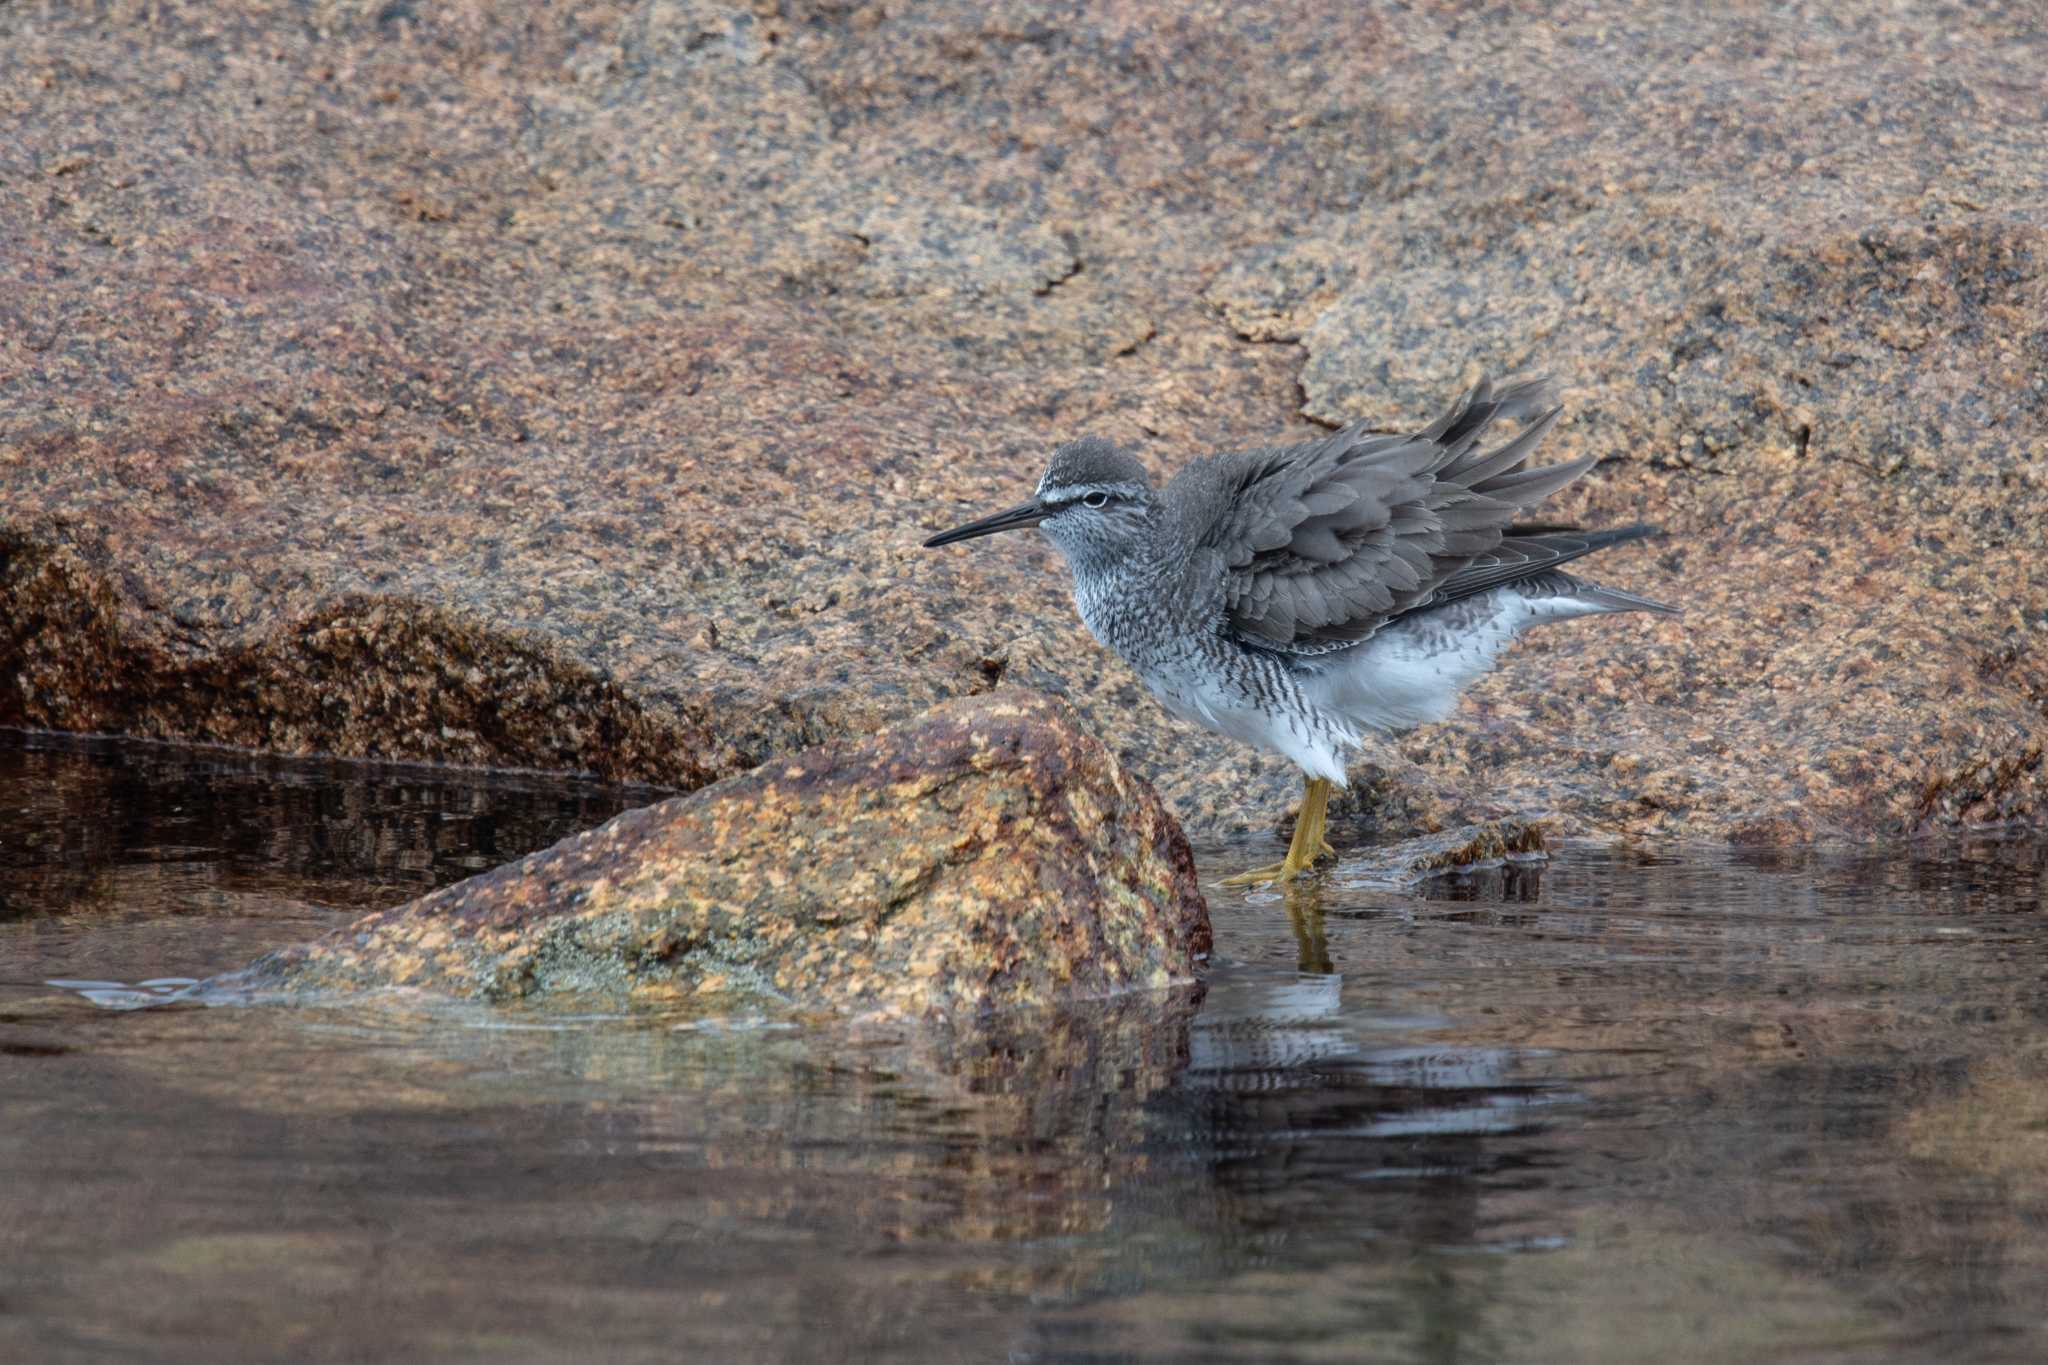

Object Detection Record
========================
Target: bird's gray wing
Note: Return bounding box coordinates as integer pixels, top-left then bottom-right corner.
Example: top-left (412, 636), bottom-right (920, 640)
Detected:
top-left (1170, 377), bottom-right (1598, 654)
top-left (1416, 523), bottom-right (1662, 609)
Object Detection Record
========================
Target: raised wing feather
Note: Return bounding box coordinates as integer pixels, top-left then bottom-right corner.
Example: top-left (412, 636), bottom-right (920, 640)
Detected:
top-left (1170, 377), bottom-right (1606, 654)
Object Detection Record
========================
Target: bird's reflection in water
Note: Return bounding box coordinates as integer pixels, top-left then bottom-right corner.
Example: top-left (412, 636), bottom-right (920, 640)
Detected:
top-left (1272, 851), bottom-right (1548, 973)
top-left (1285, 885), bottom-right (1335, 974)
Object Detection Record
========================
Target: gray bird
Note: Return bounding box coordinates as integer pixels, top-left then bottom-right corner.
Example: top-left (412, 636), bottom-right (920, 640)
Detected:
top-left (924, 378), bottom-right (1675, 885)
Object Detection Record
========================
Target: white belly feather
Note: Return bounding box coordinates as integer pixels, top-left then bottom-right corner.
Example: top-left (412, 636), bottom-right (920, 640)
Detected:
top-left (1307, 587), bottom-right (1610, 740)
top-left (1142, 661), bottom-right (1361, 787)
top-left (1087, 569), bottom-right (1623, 787)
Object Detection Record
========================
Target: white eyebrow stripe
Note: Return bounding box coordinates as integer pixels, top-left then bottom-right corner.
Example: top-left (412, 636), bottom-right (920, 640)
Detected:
top-left (1035, 480), bottom-right (1148, 503)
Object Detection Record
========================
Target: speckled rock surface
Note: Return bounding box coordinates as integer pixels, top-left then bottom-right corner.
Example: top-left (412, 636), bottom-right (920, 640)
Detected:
top-left (1316, 821), bottom-right (1547, 890)
top-left (224, 691), bottom-right (1209, 1013)
top-left (4, 1), bottom-right (2045, 846)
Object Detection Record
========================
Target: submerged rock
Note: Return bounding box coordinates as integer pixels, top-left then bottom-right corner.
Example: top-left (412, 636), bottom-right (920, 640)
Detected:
top-left (227, 691), bottom-right (1209, 1015)
top-left (1330, 822), bottom-right (1548, 889)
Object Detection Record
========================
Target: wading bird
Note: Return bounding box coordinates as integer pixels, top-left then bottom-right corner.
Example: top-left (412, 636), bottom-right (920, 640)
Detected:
top-left (924, 378), bottom-right (1673, 885)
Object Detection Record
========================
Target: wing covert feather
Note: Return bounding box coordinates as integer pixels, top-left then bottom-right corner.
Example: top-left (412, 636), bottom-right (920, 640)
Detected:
top-left (1167, 377), bottom-right (1602, 654)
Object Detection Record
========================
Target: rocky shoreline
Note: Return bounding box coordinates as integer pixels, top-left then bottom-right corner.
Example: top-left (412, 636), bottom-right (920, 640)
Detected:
top-left (5, 1), bottom-right (2044, 859)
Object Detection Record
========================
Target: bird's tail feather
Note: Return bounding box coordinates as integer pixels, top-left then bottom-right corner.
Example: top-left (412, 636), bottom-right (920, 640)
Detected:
top-left (1559, 576), bottom-right (1681, 616)
top-left (1559, 522), bottom-right (1663, 554)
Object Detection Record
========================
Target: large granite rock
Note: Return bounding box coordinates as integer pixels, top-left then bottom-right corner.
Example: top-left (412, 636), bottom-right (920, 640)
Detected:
top-left (224, 691), bottom-right (1210, 1014)
top-left (3, 1), bottom-right (2043, 844)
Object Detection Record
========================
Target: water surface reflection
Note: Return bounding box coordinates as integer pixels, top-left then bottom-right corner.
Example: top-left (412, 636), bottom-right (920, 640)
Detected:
top-left (1, 733), bottom-right (2043, 1362)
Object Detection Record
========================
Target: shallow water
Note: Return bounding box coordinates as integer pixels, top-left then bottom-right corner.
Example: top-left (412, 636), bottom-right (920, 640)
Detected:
top-left (3, 734), bottom-right (2045, 1363)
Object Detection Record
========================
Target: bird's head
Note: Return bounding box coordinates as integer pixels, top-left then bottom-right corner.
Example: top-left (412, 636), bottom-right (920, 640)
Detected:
top-left (923, 437), bottom-right (1155, 575)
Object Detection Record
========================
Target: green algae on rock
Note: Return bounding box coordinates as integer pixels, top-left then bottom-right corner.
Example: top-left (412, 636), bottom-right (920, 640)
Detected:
top-left (225, 691), bottom-right (1210, 1015)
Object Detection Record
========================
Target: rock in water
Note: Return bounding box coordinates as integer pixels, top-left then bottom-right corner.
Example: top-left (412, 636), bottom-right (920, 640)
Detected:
top-left (227, 691), bottom-right (1209, 1016)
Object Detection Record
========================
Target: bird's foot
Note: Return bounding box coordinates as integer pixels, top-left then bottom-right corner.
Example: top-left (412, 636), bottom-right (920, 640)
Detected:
top-left (1219, 846), bottom-right (1333, 887)
top-left (1221, 859), bottom-right (1294, 887)
top-left (1223, 776), bottom-right (1338, 887)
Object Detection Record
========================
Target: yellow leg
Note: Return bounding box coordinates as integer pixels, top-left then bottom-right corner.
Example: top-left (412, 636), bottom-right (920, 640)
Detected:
top-left (1223, 776), bottom-right (1336, 886)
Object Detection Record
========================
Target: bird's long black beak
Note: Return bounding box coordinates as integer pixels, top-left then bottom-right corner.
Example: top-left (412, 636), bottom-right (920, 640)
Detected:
top-left (922, 499), bottom-right (1048, 548)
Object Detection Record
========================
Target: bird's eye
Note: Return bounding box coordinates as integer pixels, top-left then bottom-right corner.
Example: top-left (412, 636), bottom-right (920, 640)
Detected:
top-left (1081, 491), bottom-right (1109, 509)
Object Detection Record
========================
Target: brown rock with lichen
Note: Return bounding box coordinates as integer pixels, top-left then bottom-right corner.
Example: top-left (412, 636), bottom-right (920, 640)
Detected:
top-left (3, 1), bottom-right (2045, 847)
top-left (223, 690), bottom-right (1209, 1014)
top-left (1318, 821), bottom-right (1548, 888)
top-left (1405, 822), bottom-right (1547, 877)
